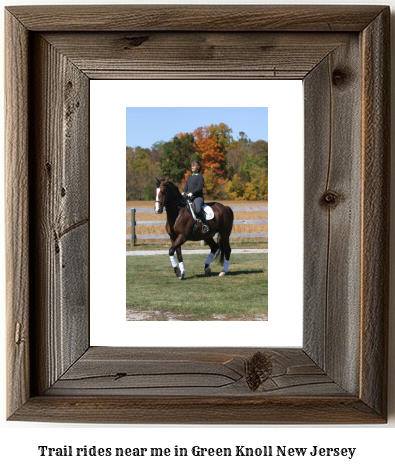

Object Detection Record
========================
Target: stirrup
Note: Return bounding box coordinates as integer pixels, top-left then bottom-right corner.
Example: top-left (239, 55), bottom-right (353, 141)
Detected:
top-left (202, 224), bottom-right (210, 234)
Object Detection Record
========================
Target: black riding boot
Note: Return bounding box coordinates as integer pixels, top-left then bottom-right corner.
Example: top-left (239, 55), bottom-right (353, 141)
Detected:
top-left (189, 203), bottom-right (200, 234)
top-left (199, 211), bottom-right (210, 234)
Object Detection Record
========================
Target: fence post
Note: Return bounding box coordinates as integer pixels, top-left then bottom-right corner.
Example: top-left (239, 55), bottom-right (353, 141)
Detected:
top-left (130, 208), bottom-right (135, 247)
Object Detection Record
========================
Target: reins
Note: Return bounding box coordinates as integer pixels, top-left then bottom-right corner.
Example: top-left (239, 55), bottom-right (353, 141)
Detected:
top-left (155, 199), bottom-right (184, 209)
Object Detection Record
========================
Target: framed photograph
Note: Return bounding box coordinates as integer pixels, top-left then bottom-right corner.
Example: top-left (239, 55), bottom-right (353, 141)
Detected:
top-left (5, 5), bottom-right (389, 423)
top-left (124, 103), bottom-right (270, 322)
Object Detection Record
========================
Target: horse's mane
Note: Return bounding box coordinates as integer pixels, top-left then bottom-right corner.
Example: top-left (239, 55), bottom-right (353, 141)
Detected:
top-left (162, 179), bottom-right (186, 205)
top-left (164, 180), bottom-right (180, 192)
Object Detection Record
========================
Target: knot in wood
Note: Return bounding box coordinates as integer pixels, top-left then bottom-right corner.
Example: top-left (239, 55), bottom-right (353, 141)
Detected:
top-left (114, 372), bottom-right (127, 381)
top-left (15, 322), bottom-right (22, 345)
top-left (246, 351), bottom-right (273, 391)
top-left (332, 68), bottom-right (348, 87)
top-left (321, 190), bottom-right (340, 207)
top-left (123, 35), bottom-right (149, 49)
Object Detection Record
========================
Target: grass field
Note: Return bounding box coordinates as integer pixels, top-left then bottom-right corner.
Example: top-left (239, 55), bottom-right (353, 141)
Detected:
top-left (126, 253), bottom-right (268, 321)
top-left (127, 240), bottom-right (268, 251)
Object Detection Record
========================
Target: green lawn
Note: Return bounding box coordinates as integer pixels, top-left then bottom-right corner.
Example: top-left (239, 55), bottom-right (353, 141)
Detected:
top-left (126, 240), bottom-right (268, 251)
top-left (126, 253), bottom-right (268, 321)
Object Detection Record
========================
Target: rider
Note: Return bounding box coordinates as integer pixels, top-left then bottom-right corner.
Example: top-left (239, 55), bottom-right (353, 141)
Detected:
top-left (182, 161), bottom-right (210, 234)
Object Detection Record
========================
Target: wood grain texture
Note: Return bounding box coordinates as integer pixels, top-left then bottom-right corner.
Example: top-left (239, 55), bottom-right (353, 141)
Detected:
top-left (42, 32), bottom-right (350, 80)
top-left (360, 9), bottom-right (390, 418)
top-left (5, 5), bottom-right (386, 32)
top-left (46, 347), bottom-right (345, 397)
top-left (5, 10), bottom-right (30, 418)
top-left (5, 5), bottom-right (389, 424)
top-left (303, 56), bottom-right (332, 370)
top-left (10, 396), bottom-right (383, 425)
top-left (304, 35), bottom-right (362, 395)
top-left (10, 348), bottom-right (384, 424)
top-left (29, 35), bottom-right (90, 395)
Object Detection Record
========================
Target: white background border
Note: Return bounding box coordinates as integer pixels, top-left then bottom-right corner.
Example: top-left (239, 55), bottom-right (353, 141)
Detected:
top-left (90, 80), bottom-right (304, 347)
top-left (0, 1), bottom-right (393, 464)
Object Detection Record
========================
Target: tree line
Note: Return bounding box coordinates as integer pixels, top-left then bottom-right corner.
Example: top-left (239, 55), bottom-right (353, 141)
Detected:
top-left (126, 123), bottom-right (268, 201)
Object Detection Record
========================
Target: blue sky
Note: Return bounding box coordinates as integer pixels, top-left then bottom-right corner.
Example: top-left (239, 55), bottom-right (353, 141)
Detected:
top-left (126, 107), bottom-right (268, 149)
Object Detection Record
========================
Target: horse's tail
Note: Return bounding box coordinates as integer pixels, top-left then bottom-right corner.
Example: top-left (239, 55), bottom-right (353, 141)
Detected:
top-left (227, 206), bottom-right (234, 233)
top-left (216, 206), bottom-right (234, 264)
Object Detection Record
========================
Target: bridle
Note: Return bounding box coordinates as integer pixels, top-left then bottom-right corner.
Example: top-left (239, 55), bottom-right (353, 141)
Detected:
top-left (155, 186), bottom-right (168, 211)
top-left (155, 185), bottom-right (185, 211)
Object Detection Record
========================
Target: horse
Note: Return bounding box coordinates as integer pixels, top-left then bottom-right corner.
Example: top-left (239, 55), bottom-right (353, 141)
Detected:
top-left (154, 177), bottom-right (234, 280)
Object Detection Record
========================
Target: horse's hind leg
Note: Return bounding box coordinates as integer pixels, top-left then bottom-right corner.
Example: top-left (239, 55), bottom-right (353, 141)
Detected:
top-left (204, 237), bottom-right (219, 276)
top-left (219, 234), bottom-right (232, 276)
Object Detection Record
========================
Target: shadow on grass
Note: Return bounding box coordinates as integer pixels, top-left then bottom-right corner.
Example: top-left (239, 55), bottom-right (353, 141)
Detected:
top-left (191, 270), bottom-right (264, 279)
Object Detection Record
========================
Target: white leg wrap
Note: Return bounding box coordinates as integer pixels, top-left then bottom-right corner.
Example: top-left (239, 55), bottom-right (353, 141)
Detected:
top-left (179, 261), bottom-right (186, 274)
top-left (205, 252), bottom-right (215, 265)
top-left (170, 255), bottom-right (178, 268)
top-left (223, 259), bottom-right (230, 272)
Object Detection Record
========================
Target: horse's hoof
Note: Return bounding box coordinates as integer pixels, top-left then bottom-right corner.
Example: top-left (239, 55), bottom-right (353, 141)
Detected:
top-left (205, 267), bottom-right (211, 276)
top-left (178, 273), bottom-right (185, 280)
top-left (219, 271), bottom-right (226, 276)
top-left (174, 267), bottom-right (181, 277)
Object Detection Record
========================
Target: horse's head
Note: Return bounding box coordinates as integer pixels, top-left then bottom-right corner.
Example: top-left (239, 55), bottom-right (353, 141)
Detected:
top-left (154, 177), bottom-right (168, 214)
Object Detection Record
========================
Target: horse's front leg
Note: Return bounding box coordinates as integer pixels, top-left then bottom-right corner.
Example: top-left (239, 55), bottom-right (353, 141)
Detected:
top-left (169, 235), bottom-right (186, 280)
top-left (175, 246), bottom-right (185, 280)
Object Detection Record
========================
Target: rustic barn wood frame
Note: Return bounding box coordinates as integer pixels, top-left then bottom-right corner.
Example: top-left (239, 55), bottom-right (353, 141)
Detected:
top-left (5, 5), bottom-right (389, 424)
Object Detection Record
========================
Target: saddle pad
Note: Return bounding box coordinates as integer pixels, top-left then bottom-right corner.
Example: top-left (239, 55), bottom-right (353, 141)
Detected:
top-left (202, 204), bottom-right (214, 220)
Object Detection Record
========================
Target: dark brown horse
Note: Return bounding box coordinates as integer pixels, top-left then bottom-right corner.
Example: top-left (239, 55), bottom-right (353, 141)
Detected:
top-left (155, 177), bottom-right (234, 280)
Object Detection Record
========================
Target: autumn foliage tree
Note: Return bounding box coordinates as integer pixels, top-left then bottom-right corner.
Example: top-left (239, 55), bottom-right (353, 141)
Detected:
top-left (209, 123), bottom-right (233, 154)
top-left (159, 133), bottom-right (199, 185)
top-left (187, 125), bottom-right (231, 198)
top-left (193, 126), bottom-right (227, 178)
top-left (224, 134), bottom-right (268, 200)
top-left (126, 146), bottom-right (160, 200)
top-left (127, 122), bottom-right (268, 201)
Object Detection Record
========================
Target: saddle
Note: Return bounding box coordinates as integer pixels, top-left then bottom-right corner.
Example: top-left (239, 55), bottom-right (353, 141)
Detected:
top-left (186, 200), bottom-right (214, 233)
top-left (186, 201), bottom-right (214, 220)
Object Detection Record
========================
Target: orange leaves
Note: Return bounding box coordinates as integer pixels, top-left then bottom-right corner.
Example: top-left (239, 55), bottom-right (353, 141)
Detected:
top-left (193, 126), bottom-right (227, 180)
top-left (183, 125), bottom-right (231, 198)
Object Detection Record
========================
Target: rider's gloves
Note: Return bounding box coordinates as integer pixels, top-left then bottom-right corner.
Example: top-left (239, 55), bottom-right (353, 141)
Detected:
top-left (182, 192), bottom-right (186, 196)
top-left (187, 192), bottom-right (193, 197)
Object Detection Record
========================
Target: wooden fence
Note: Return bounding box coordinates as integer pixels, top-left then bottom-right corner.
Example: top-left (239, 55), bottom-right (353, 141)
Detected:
top-left (126, 206), bottom-right (268, 246)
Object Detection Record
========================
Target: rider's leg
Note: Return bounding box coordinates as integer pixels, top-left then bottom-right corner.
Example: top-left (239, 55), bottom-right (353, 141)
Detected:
top-left (193, 197), bottom-right (202, 216)
top-left (194, 197), bottom-right (209, 233)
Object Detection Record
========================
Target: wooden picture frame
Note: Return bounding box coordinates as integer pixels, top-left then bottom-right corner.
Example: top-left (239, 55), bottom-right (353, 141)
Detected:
top-left (5, 5), bottom-right (389, 424)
